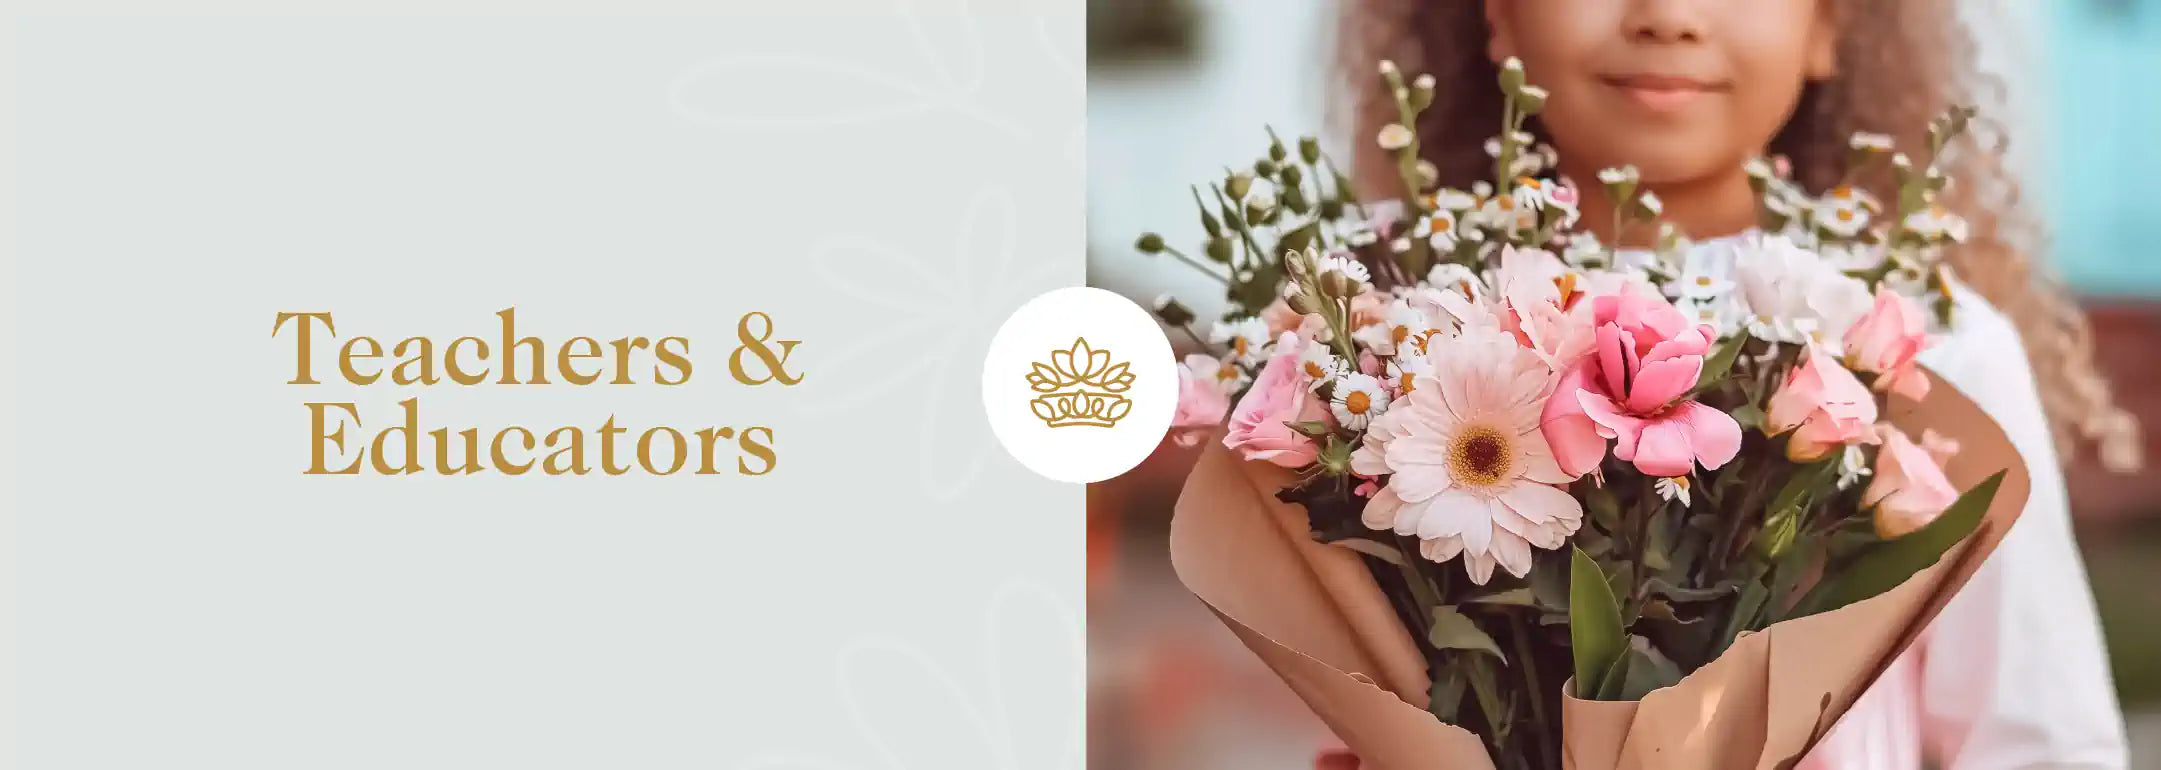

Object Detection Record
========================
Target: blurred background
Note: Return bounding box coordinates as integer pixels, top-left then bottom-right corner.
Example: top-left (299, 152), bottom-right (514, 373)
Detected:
top-left (1084, 2), bottom-right (2161, 768)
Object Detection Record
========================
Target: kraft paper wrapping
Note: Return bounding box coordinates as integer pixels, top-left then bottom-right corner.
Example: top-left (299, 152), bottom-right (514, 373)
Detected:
top-left (1170, 371), bottom-right (2029, 770)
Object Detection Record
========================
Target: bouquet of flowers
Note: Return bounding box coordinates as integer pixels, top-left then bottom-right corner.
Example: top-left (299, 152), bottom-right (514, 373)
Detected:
top-left (1140, 59), bottom-right (2028, 770)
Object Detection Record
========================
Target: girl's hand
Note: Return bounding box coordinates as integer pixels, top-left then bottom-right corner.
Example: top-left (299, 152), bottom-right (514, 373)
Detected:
top-left (1314, 748), bottom-right (1361, 770)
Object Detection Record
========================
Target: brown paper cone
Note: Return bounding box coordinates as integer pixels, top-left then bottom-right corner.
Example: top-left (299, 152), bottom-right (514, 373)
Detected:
top-left (1171, 370), bottom-right (2028, 770)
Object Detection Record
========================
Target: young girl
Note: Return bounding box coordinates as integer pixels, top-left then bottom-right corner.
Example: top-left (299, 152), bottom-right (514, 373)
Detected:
top-left (1325, 0), bottom-right (2142, 767)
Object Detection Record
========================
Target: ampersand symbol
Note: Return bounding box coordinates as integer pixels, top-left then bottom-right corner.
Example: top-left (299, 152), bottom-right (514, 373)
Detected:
top-left (729, 311), bottom-right (802, 385)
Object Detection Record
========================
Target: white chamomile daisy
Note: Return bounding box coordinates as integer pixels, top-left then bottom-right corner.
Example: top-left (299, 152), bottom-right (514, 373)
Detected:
top-left (1836, 444), bottom-right (1874, 490)
top-left (1510, 178), bottom-right (1549, 212)
top-left (1815, 186), bottom-right (1879, 238)
top-left (1386, 353), bottom-right (1434, 395)
top-left (1653, 476), bottom-right (1693, 507)
top-left (1416, 210), bottom-right (1463, 251)
top-left (1297, 343), bottom-right (1346, 389)
top-left (1210, 317), bottom-right (1272, 365)
top-left (1637, 190), bottom-right (1664, 217)
top-left (1597, 166), bottom-right (1640, 186)
top-left (1330, 372), bottom-right (1391, 430)
top-left (1902, 205), bottom-right (1969, 243)
top-left (1743, 157), bottom-right (1774, 180)
top-left (1560, 233), bottom-right (1605, 267)
top-left (1319, 254), bottom-right (1372, 287)
top-left (1377, 123), bottom-right (1414, 152)
top-left (1426, 262), bottom-right (1481, 299)
top-left (1848, 132), bottom-right (1895, 153)
top-left (1426, 188), bottom-right (1478, 212)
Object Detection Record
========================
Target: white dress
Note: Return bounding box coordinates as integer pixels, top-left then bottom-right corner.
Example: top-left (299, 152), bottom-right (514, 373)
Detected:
top-left (1795, 282), bottom-right (2129, 769)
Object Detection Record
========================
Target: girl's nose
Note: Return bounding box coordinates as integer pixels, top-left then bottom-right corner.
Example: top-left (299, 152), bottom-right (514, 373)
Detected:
top-left (1624, 0), bottom-right (1707, 44)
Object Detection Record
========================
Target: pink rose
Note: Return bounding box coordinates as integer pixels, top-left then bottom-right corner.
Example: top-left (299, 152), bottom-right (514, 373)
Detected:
top-left (1865, 427), bottom-right (1960, 538)
top-left (1766, 345), bottom-right (1881, 461)
top-left (1540, 293), bottom-right (1742, 478)
top-left (1843, 287), bottom-right (1931, 401)
top-left (1171, 354), bottom-right (1233, 447)
top-left (1223, 333), bottom-right (1329, 467)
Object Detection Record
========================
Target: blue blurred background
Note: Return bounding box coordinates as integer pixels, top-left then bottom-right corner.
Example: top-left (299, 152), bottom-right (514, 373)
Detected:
top-left (2048, 0), bottom-right (2159, 295)
top-left (1086, 3), bottom-right (2161, 768)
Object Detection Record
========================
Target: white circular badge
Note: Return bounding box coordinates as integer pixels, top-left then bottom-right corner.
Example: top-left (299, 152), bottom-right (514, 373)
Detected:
top-left (982, 287), bottom-right (1176, 483)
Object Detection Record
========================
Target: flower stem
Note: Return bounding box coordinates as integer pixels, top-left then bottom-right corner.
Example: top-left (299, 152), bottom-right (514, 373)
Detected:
top-left (1509, 613), bottom-right (1553, 770)
top-left (1158, 244), bottom-right (1230, 285)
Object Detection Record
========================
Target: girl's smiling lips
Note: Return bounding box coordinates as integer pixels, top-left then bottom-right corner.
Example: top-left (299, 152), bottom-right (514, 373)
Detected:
top-left (1599, 73), bottom-right (1732, 111)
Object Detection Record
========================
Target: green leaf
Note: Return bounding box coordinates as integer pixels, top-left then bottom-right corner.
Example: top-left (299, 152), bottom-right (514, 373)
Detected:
top-left (1286, 420), bottom-right (1333, 438)
top-left (1795, 470), bottom-right (2006, 616)
top-left (1617, 638), bottom-right (1684, 700)
top-left (1333, 537), bottom-right (1408, 567)
top-left (1693, 333), bottom-right (1751, 392)
top-left (1584, 484), bottom-right (1623, 532)
top-left (1569, 547), bottom-right (1627, 700)
top-left (1642, 577), bottom-right (1742, 604)
top-left (1594, 646), bottom-right (1632, 700)
top-left (1464, 587), bottom-right (1540, 608)
top-left (1730, 404), bottom-right (1766, 431)
top-left (1714, 578), bottom-right (1770, 656)
top-left (1428, 606), bottom-right (1506, 663)
top-left (1766, 458), bottom-right (1838, 520)
top-left (1427, 658), bottom-right (1468, 724)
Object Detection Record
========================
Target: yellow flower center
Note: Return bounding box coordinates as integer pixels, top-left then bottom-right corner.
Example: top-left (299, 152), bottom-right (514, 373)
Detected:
top-left (1344, 390), bottom-right (1372, 415)
top-left (1831, 185), bottom-right (1856, 200)
top-left (1497, 197), bottom-right (1516, 211)
top-left (1448, 424), bottom-right (1515, 488)
top-left (1398, 373), bottom-right (1417, 393)
top-left (1303, 361), bottom-right (1327, 378)
top-left (1233, 337), bottom-right (1249, 357)
top-left (1836, 209), bottom-right (1856, 222)
top-left (1392, 325), bottom-right (1411, 345)
top-left (1217, 363), bottom-right (1239, 381)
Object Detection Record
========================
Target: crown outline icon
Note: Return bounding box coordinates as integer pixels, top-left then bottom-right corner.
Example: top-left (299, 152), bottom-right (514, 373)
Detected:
top-left (1027, 337), bottom-right (1135, 429)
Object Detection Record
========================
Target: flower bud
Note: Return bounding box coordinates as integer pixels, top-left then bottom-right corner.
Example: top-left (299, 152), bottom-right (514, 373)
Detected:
top-left (1409, 73), bottom-right (1435, 112)
top-left (1152, 295), bottom-right (1195, 327)
top-left (1284, 185), bottom-right (1311, 214)
top-left (1415, 160), bottom-right (1439, 190)
top-left (1269, 136), bottom-right (1288, 163)
top-left (1320, 270), bottom-right (1353, 299)
top-left (1280, 164), bottom-right (1304, 189)
top-left (1134, 232), bottom-right (1166, 254)
top-left (1499, 57), bottom-right (1526, 94)
top-left (1286, 292), bottom-right (1318, 315)
top-left (1513, 85), bottom-right (1548, 114)
top-left (1253, 158), bottom-right (1278, 177)
top-left (1299, 136), bottom-right (1322, 165)
top-left (1205, 237), bottom-right (1234, 263)
top-left (1377, 123), bottom-right (1414, 152)
top-left (1318, 198), bottom-right (1345, 219)
top-left (1225, 173), bottom-right (1253, 202)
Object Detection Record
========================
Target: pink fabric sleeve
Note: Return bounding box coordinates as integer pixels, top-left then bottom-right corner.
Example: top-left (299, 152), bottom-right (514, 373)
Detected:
top-left (1913, 297), bottom-right (2127, 769)
top-left (1801, 289), bottom-right (2126, 770)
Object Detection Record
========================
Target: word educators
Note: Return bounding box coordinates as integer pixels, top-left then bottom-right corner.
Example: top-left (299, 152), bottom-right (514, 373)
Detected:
top-left (273, 309), bottom-right (792, 477)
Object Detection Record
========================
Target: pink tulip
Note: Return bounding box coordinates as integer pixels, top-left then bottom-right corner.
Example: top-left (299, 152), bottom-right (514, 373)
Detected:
top-left (1865, 427), bottom-right (1960, 538)
top-left (1539, 293), bottom-right (1743, 478)
top-left (1843, 288), bottom-right (1931, 401)
top-left (1171, 354), bottom-right (1233, 447)
top-left (1765, 345), bottom-right (1881, 461)
top-left (1224, 333), bottom-right (1329, 467)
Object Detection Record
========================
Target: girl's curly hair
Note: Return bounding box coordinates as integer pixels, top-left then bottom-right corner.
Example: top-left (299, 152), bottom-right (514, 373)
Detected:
top-left (1337, 0), bottom-right (2141, 470)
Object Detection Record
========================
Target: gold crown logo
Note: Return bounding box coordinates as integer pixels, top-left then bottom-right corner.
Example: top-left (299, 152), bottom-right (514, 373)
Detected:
top-left (1027, 337), bottom-right (1135, 429)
